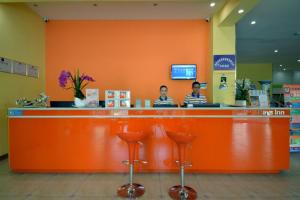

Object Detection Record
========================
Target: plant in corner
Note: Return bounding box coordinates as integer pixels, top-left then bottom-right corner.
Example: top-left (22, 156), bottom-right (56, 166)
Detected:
top-left (58, 69), bottom-right (95, 101)
top-left (235, 78), bottom-right (252, 106)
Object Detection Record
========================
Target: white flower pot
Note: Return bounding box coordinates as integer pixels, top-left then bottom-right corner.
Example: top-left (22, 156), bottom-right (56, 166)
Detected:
top-left (74, 97), bottom-right (86, 107)
top-left (235, 100), bottom-right (247, 107)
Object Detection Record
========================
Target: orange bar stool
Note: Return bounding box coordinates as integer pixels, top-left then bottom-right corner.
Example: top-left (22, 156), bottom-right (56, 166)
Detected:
top-left (117, 126), bottom-right (148, 199)
top-left (166, 131), bottom-right (197, 200)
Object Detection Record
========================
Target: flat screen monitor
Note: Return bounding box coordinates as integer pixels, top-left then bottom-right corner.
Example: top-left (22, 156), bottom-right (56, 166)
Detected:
top-left (171, 64), bottom-right (197, 80)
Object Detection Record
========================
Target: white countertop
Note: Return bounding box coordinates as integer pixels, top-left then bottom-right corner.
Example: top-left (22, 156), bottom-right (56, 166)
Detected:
top-left (8, 107), bottom-right (291, 111)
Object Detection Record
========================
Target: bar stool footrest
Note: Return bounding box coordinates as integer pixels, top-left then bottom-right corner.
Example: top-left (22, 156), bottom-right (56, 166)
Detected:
top-left (122, 160), bottom-right (148, 165)
top-left (175, 160), bottom-right (193, 167)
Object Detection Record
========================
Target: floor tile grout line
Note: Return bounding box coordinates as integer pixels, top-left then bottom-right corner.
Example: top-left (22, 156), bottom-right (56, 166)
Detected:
top-left (69, 173), bottom-right (91, 198)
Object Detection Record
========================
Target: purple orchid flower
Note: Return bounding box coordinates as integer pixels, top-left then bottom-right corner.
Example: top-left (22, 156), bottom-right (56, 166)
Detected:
top-left (81, 75), bottom-right (95, 82)
top-left (58, 69), bottom-right (95, 99)
top-left (58, 70), bottom-right (71, 88)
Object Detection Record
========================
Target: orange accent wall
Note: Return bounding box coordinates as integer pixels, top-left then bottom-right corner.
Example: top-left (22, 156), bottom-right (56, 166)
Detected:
top-left (46, 20), bottom-right (209, 104)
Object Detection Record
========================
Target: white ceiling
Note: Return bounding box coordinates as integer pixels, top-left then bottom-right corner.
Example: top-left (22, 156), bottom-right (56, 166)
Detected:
top-left (27, 0), bottom-right (226, 20)
top-left (237, 0), bottom-right (300, 71)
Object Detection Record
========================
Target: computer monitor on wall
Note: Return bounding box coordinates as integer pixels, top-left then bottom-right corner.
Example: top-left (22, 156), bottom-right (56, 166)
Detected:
top-left (171, 64), bottom-right (197, 80)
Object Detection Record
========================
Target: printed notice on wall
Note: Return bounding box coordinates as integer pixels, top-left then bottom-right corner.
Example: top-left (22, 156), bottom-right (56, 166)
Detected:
top-left (0, 57), bottom-right (12, 73)
top-left (13, 61), bottom-right (26, 76)
top-left (27, 65), bottom-right (39, 78)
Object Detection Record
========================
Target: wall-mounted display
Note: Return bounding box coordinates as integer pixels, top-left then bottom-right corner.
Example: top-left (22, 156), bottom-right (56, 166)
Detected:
top-left (171, 64), bottom-right (197, 80)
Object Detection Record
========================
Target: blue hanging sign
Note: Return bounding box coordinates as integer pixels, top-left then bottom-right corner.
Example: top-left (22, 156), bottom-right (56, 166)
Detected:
top-left (214, 55), bottom-right (236, 70)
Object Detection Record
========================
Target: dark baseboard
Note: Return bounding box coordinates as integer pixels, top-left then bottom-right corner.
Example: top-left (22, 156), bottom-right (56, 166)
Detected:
top-left (0, 154), bottom-right (8, 161)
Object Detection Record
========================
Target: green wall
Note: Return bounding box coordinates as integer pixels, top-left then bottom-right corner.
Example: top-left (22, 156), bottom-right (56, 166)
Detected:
top-left (0, 3), bottom-right (45, 156)
top-left (237, 63), bottom-right (273, 89)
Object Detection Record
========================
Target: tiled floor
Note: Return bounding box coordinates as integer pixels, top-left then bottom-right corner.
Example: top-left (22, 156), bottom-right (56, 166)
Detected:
top-left (0, 154), bottom-right (299, 200)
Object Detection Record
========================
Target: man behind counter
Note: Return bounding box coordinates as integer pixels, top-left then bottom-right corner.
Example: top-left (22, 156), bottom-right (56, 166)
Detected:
top-left (184, 81), bottom-right (207, 106)
top-left (154, 85), bottom-right (174, 105)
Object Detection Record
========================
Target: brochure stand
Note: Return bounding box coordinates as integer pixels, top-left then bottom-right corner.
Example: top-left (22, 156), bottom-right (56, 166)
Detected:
top-left (284, 84), bottom-right (300, 152)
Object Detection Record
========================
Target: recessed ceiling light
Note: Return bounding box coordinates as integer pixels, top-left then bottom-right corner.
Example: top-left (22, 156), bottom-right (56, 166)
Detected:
top-left (250, 21), bottom-right (256, 25)
top-left (298, 59), bottom-right (300, 62)
top-left (238, 9), bottom-right (244, 14)
top-left (280, 64), bottom-right (283, 67)
top-left (274, 49), bottom-right (279, 53)
top-left (210, 2), bottom-right (216, 7)
top-left (283, 68), bottom-right (287, 71)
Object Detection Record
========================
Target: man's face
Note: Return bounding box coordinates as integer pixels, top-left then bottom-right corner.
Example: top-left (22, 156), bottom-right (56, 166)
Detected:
top-left (160, 87), bottom-right (168, 97)
top-left (192, 84), bottom-right (200, 94)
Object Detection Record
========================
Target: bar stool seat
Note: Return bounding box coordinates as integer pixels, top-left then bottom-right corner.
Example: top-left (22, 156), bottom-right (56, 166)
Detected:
top-left (117, 129), bottom-right (148, 199)
top-left (166, 131), bottom-right (197, 200)
top-left (167, 131), bottom-right (196, 144)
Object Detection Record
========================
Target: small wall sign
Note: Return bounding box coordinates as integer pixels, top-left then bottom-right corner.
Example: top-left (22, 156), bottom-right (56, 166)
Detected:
top-left (214, 55), bottom-right (236, 70)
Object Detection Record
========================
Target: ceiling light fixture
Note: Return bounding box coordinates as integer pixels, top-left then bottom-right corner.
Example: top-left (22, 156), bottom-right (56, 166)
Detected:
top-left (280, 64), bottom-right (283, 67)
top-left (238, 9), bottom-right (244, 14)
top-left (250, 21), bottom-right (256, 25)
top-left (274, 49), bottom-right (279, 53)
top-left (298, 59), bottom-right (300, 62)
top-left (210, 2), bottom-right (216, 7)
top-left (283, 68), bottom-right (287, 71)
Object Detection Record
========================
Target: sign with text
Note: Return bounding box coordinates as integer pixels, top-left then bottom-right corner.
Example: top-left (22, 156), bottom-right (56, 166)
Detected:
top-left (261, 109), bottom-right (287, 116)
top-left (214, 55), bottom-right (236, 70)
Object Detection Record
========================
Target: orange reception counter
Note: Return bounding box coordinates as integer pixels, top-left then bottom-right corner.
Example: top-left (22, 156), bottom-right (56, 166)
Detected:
top-left (8, 107), bottom-right (290, 173)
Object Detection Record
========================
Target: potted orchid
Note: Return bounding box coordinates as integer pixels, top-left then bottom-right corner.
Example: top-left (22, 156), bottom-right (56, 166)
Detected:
top-left (59, 69), bottom-right (95, 107)
top-left (235, 78), bottom-right (252, 107)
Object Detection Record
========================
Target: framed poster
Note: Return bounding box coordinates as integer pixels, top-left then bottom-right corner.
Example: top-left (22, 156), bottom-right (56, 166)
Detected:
top-left (27, 65), bottom-right (39, 78)
top-left (13, 61), bottom-right (26, 76)
top-left (0, 57), bottom-right (12, 73)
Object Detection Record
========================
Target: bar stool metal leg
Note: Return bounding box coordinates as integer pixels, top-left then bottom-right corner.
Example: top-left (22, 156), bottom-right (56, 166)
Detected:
top-left (169, 165), bottom-right (197, 200)
top-left (166, 131), bottom-right (197, 200)
top-left (117, 140), bottom-right (145, 199)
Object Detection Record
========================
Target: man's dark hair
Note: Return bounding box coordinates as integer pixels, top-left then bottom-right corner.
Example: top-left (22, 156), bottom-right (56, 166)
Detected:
top-left (192, 81), bottom-right (200, 88)
top-left (160, 85), bottom-right (168, 90)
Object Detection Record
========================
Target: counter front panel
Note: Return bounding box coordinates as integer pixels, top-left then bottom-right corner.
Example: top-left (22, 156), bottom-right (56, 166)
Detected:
top-left (8, 108), bottom-right (290, 173)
